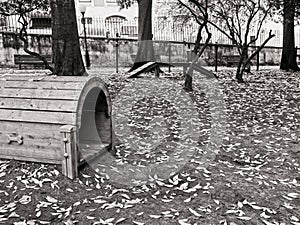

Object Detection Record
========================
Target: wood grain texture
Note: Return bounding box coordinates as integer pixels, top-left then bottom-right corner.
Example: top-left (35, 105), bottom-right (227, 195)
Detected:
top-left (1, 81), bottom-right (82, 90)
top-left (0, 109), bottom-right (76, 125)
top-left (0, 98), bottom-right (77, 112)
top-left (0, 75), bottom-right (113, 178)
top-left (0, 88), bottom-right (80, 100)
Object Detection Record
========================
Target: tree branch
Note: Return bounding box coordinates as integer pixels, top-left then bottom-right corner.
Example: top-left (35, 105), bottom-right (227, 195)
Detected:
top-left (242, 30), bottom-right (275, 74)
top-left (18, 14), bottom-right (53, 72)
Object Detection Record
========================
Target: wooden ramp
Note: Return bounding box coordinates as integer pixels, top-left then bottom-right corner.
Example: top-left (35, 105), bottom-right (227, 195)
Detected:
top-left (128, 62), bottom-right (156, 78)
top-left (128, 62), bottom-right (173, 78)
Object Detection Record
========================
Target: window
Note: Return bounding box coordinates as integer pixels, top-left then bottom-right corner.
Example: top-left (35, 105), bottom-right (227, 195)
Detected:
top-left (105, 16), bottom-right (127, 36)
top-left (121, 25), bottom-right (138, 36)
top-left (30, 17), bottom-right (51, 28)
top-left (94, 0), bottom-right (105, 6)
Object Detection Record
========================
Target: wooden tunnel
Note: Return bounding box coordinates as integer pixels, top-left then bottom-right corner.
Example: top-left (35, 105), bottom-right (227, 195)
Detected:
top-left (0, 74), bottom-right (114, 179)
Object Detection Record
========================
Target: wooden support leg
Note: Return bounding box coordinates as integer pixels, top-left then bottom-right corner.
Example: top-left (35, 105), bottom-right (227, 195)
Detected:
top-left (60, 125), bottom-right (78, 179)
top-left (183, 65), bottom-right (187, 75)
top-left (154, 66), bottom-right (159, 77)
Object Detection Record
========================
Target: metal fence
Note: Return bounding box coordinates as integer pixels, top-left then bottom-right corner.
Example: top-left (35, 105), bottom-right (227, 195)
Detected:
top-left (1, 13), bottom-right (300, 47)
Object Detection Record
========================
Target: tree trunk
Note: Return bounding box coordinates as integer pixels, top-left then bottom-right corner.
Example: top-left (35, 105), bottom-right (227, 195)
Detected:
top-left (134, 0), bottom-right (155, 63)
top-left (280, 0), bottom-right (299, 71)
top-left (236, 46), bottom-right (247, 82)
top-left (192, 28), bottom-right (202, 58)
top-left (50, 0), bottom-right (86, 76)
top-left (237, 31), bottom-right (275, 82)
top-left (184, 69), bottom-right (193, 91)
top-left (185, 32), bottom-right (212, 91)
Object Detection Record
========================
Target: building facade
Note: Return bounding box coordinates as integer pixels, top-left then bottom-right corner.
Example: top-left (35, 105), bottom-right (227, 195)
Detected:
top-left (75, 0), bottom-right (138, 20)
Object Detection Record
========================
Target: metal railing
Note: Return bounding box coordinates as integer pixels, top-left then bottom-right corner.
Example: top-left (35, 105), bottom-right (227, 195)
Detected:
top-left (1, 13), bottom-right (300, 47)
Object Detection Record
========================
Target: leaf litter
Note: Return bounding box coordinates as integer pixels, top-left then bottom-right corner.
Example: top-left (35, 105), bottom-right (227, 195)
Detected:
top-left (0, 68), bottom-right (299, 224)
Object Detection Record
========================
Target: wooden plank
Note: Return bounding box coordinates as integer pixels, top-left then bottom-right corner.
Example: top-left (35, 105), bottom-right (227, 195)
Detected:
top-left (0, 134), bottom-right (61, 149)
top-left (1, 80), bottom-right (82, 90)
top-left (0, 121), bottom-right (63, 138)
top-left (0, 98), bottom-right (77, 112)
top-left (0, 109), bottom-right (76, 125)
top-left (14, 55), bottom-right (51, 63)
top-left (14, 54), bottom-right (51, 59)
top-left (128, 62), bottom-right (156, 77)
top-left (0, 88), bottom-right (80, 100)
top-left (0, 71), bottom-right (48, 76)
top-left (0, 154), bottom-right (61, 164)
top-left (0, 76), bottom-right (104, 88)
top-left (0, 121), bottom-right (63, 164)
top-left (0, 76), bottom-right (88, 83)
top-left (0, 124), bottom-right (62, 149)
top-left (0, 144), bottom-right (61, 164)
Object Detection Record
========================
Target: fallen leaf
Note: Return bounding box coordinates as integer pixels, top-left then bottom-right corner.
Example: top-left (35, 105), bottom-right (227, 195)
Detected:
top-left (46, 196), bottom-right (58, 203)
top-left (237, 216), bottom-right (252, 221)
top-left (178, 219), bottom-right (191, 225)
top-left (149, 215), bottom-right (161, 219)
top-left (19, 195), bottom-right (31, 205)
top-left (188, 208), bottom-right (202, 217)
top-left (132, 221), bottom-right (144, 225)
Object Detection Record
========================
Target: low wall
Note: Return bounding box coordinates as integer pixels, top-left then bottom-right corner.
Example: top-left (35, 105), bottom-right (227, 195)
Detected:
top-left (0, 33), bottom-right (282, 68)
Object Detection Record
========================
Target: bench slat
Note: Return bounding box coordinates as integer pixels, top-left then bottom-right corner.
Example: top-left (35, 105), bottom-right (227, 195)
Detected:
top-left (14, 54), bottom-right (52, 69)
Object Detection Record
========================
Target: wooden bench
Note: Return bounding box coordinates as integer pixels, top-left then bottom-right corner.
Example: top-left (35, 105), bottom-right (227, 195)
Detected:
top-left (222, 55), bottom-right (240, 66)
top-left (14, 54), bottom-right (52, 69)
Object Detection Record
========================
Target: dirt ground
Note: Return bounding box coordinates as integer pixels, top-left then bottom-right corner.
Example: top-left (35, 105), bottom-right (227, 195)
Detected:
top-left (0, 67), bottom-right (299, 225)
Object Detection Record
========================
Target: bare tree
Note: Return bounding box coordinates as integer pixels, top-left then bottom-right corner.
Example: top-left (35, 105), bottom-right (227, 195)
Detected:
top-left (0, 0), bottom-right (54, 72)
top-left (210, 0), bottom-right (275, 82)
top-left (178, 0), bottom-right (212, 91)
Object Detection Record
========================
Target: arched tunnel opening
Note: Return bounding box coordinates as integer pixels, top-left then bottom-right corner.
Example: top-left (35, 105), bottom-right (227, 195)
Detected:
top-left (78, 87), bottom-right (113, 165)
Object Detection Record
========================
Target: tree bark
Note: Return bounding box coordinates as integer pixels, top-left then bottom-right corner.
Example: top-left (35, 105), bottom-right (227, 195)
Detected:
top-left (50, 0), bottom-right (86, 76)
top-left (280, 0), bottom-right (300, 71)
top-left (134, 0), bottom-right (155, 63)
top-left (236, 48), bottom-right (246, 83)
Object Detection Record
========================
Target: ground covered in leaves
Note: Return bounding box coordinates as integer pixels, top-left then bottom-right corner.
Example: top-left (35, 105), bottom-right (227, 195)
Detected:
top-left (0, 68), bottom-right (300, 225)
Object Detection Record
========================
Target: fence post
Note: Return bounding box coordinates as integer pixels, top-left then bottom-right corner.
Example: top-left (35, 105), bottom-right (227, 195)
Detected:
top-left (168, 42), bottom-right (171, 73)
top-left (215, 43), bottom-right (218, 72)
top-left (116, 33), bottom-right (119, 73)
top-left (256, 48), bottom-right (259, 71)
